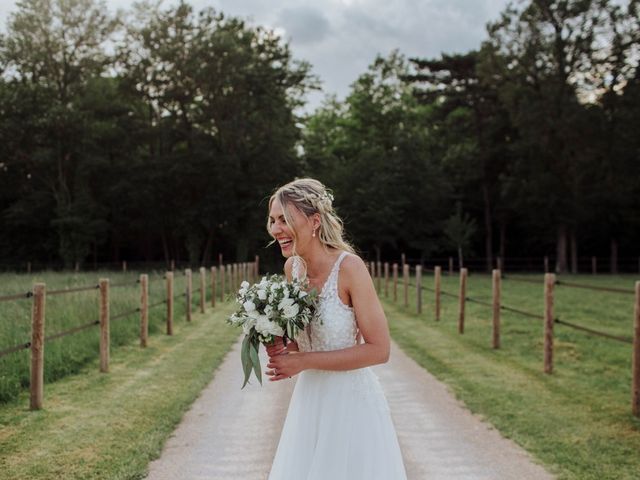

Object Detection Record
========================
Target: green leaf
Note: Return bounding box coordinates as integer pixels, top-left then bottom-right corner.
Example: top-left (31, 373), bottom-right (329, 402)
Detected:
top-left (241, 335), bottom-right (252, 389)
top-left (249, 341), bottom-right (262, 385)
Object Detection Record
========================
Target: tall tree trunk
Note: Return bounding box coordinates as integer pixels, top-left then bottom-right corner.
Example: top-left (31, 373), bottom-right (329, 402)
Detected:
top-left (482, 184), bottom-right (493, 273)
top-left (201, 228), bottom-right (214, 266)
top-left (610, 238), bottom-right (618, 274)
top-left (499, 221), bottom-right (506, 270)
top-left (555, 225), bottom-right (568, 273)
top-left (374, 245), bottom-right (381, 263)
top-left (570, 230), bottom-right (578, 274)
top-left (161, 230), bottom-right (170, 266)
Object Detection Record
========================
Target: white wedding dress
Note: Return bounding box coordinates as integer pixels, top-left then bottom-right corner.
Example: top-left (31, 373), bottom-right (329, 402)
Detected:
top-left (268, 251), bottom-right (407, 480)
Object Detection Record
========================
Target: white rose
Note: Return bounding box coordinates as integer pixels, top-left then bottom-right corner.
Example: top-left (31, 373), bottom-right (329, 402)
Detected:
top-left (243, 300), bottom-right (256, 313)
top-left (255, 314), bottom-right (284, 337)
top-left (278, 297), bottom-right (294, 310)
top-left (257, 289), bottom-right (267, 300)
top-left (241, 281), bottom-right (250, 289)
top-left (282, 302), bottom-right (300, 319)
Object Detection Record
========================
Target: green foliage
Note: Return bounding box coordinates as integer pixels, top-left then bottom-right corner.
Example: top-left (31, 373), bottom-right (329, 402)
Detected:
top-left (0, 0), bottom-right (315, 269)
top-left (304, 52), bottom-right (452, 260)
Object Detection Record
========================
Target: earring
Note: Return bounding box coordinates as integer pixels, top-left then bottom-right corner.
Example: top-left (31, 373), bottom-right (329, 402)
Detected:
top-left (312, 228), bottom-right (316, 237)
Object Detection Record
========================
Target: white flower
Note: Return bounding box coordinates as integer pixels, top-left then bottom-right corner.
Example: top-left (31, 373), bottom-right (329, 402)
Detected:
top-left (298, 290), bottom-right (308, 299)
top-left (239, 281), bottom-right (250, 296)
top-left (257, 289), bottom-right (267, 300)
top-left (278, 297), bottom-right (300, 319)
top-left (264, 304), bottom-right (274, 318)
top-left (242, 316), bottom-right (256, 335)
top-left (256, 314), bottom-right (284, 337)
top-left (243, 300), bottom-right (256, 313)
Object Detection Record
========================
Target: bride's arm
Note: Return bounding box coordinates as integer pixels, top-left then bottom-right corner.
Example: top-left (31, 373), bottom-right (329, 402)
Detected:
top-left (267, 255), bottom-right (390, 380)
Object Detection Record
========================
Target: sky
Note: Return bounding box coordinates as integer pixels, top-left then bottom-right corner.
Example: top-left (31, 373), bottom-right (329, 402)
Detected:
top-left (0, 0), bottom-right (512, 111)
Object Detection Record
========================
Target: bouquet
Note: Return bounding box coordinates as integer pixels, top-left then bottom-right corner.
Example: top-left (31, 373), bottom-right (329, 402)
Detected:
top-left (227, 274), bottom-right (318, 388)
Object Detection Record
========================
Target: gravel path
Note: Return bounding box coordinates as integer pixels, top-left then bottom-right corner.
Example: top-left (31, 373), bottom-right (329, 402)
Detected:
top-left (146, 337), bottom-right (555, 480)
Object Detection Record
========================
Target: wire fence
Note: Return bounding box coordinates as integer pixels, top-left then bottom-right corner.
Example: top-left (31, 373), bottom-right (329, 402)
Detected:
top-left (369, 260), bottom-right (640, 416)
top-left (0, 259), bottom-right (260, 409)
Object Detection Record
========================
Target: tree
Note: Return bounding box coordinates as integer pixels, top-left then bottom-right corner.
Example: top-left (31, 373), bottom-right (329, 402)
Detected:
top-left (484, 0), bottom-right (622, 272)
top-left (0, 0), bottom-right (119, 267)
top-left (444, 203), bottom-right (477, 268)
top-left (406, 50), bottom-right (514, 271)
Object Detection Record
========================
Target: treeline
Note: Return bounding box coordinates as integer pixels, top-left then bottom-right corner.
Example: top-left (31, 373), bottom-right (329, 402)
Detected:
top-left (304, 0), bottom-right (640, 272)
top-left (0, 0), bottom-right (639, 273)
top-left (0, 0), bottom-right (315, 269)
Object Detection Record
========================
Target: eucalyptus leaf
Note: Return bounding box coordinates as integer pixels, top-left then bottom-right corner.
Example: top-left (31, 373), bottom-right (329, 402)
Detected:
top-left (249, 341), bottom-right (262, 385)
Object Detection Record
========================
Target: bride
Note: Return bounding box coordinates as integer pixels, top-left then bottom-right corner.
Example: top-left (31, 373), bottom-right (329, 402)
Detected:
top-left (265, 178), bottom-right (407, 480)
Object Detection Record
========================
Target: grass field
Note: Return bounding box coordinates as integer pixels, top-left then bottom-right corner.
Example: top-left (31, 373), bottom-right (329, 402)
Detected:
top-left (0, 299), bottom-right (239, 480)
top-left (383, 272), bottom-right (640, 480)
top-left (0, 269), bottom-right (231, 403)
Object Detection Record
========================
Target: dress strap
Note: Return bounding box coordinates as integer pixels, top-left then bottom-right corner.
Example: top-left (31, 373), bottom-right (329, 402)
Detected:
top-left (323, 251), bottom-right (349, 296)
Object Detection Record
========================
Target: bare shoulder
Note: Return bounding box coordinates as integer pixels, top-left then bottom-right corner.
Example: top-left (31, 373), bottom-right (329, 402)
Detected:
top-left (340, 253), bottom-right (369, 280)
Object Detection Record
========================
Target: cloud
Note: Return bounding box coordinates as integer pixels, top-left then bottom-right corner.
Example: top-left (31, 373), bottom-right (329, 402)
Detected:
top-left (1, 0), bottom-right (512, 111)
top-left (277, 6), bottom-right (331, 45)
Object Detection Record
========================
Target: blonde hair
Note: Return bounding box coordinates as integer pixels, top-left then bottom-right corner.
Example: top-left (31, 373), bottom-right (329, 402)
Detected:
top-left (267, 178), bottom-right (355, 263)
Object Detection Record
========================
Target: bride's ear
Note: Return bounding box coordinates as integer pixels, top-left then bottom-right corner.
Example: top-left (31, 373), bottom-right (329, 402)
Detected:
top-left (312, 213), bottom-right (321, 230)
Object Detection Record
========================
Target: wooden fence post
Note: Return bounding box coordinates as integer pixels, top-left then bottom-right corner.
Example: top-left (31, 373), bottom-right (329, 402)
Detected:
top-left (220, 265), bottom-right (226, 302)
top-left (376, 261), bottom-right (382, 293)
top-left (30, 283), bottom-right (46, 410)
top-left (416, 265), bottom-right (422, 314)
top-left (401, 253), bottom-right (406, 268)
top-left (140, 274), bottom-right (148, 347)
top-left (592, 256), bottom-right (597, 275)
top-left (185, 269), bottom-right (192, 322)
top-left (403, 264), bottom-right (409, 308)
top-left (199, 267), bottom-right (206, 314)
top-left (435, 266), bottom-right (441, 321)
top-left (492, 269), bottom-right (501, 349)
top-left (122, 261), bottom-right (127, 272)
top-left (99, 278), bottom-right (110, 373)
top-left (544, 273), bottom-right (555, 374)
top-left (166, 272), bottom-right (174, 335)
top-left (497, 257), bottom-right (503, 273)
top-left (218, 253), bottom-right (223, 267)
top-left (170, 259), bottom-right (175, 271)
top-left (233, 264), bottom-right (238, 291)
top-left (211, 266), bottom-right (217, 308)
top-left (458, 269), bottom-right (467, 334)
top-left (384, 262), bottom-right (389, 298)
top-left (632, 281), bottom-right (640, 417)
top-left (449, 257), bottom-right (453, 275)
top-left (392, 263), bottom-right (398, 302)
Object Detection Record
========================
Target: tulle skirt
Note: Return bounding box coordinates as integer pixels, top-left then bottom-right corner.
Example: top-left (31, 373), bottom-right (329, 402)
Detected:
top-left (268, 367), bottom-right (407, 480)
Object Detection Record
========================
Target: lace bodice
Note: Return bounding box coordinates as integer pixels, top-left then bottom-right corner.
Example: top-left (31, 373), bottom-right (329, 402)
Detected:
top-left (292, 251), bottom-right (358, 353)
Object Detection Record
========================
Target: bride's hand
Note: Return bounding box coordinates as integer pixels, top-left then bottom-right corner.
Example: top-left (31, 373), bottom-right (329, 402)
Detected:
top-left (266, 352), bottom-right (306, 381)
top-left (265, 336), bottom-right (298, 357)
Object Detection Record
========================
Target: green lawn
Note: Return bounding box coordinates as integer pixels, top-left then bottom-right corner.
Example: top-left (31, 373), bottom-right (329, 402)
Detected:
top-left (382, 272), bottom-right (640, 480)
top-left (0, 270), bottom-right (231, 403)
top-left (0, 301), bottom-right (239, 480)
